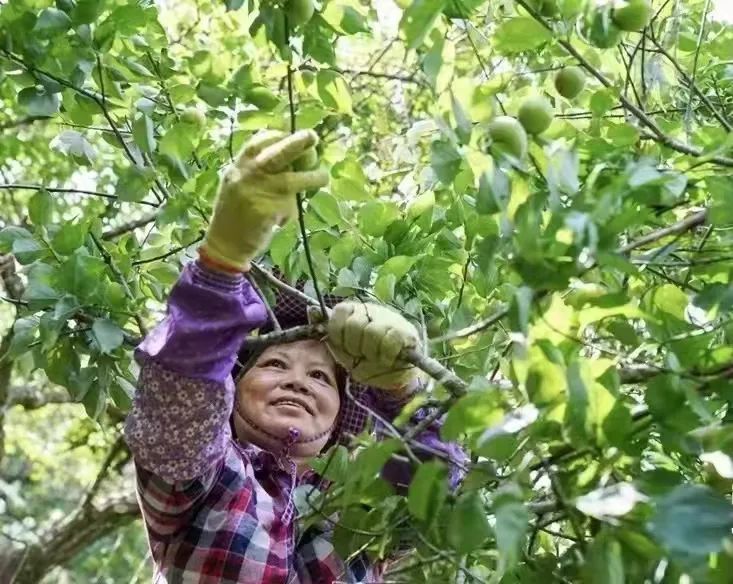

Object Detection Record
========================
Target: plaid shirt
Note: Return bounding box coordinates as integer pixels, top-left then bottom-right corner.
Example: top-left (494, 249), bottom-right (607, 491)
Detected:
top-left (124, 261), bottom-right (465, 583)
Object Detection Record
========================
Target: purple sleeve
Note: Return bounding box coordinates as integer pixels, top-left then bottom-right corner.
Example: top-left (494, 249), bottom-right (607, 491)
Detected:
top-left (357, 386), bottom-right (468, 492)
top-left (124, 260), bottom-right (267, 484)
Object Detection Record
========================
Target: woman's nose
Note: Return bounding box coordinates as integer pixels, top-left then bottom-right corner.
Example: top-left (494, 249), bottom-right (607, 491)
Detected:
top-left (282, 377), bottom-right (311, 395)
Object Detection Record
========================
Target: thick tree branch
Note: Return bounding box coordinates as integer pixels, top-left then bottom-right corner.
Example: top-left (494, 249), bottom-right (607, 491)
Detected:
top-left (6, 385), bottom-right (70, 409)
top-left (0, 493), bottom-right (140, 584)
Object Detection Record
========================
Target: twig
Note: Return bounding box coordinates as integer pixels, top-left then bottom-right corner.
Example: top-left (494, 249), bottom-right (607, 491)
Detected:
top-left (618, 209), bottom-right (708, 254)
top-left (247, 273), bottom-right (281, 332)
top-left (686, 0), bottom-right (715, 132)
top-left (250, 262), bottom-right (319, 307)
top-left (284, 16), bottom-right (328, 318)
top-left (90, 233), bottom-right (148, 336)
top-left (0, 184), bottom-right (158, 207)
top-left (80, 435), bottom-right (127, 509)
top-left (431, 304), bottom-right (508, 344)
top-left (131, 233), bottom-right (203, 266)
top-left (648, 38), bottom-right (732, 133)
top-left (244, 323), bottom-right (326, 352)
top-left (102, 212), bottom-right (159, 240)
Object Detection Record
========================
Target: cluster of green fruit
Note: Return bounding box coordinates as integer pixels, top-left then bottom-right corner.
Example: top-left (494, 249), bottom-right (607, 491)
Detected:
top-left (486, 66), bottom-right (585, 159)
top-left (530, 0), bottom-right (652, 48)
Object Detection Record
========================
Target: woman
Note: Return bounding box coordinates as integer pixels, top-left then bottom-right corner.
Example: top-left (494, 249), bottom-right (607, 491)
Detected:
top-left (124, 129), bottom-right (465, 583)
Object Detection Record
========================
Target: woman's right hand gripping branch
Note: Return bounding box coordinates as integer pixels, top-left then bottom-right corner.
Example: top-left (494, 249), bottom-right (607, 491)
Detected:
top-left (200, 129), bottom-right (329, 273)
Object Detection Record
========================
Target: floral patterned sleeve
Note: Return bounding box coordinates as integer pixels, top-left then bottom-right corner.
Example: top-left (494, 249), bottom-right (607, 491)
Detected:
top-left (123, 260), bottom-right (266, 537)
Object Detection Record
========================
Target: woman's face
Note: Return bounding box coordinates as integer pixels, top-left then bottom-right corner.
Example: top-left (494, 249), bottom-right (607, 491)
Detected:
top-left (233, 339), bottom-right (341, 458)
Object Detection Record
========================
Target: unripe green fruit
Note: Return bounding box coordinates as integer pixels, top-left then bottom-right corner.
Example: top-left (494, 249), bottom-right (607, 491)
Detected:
top-left (528, 0), bottom-right (559, 17)
top-left (246, 85), bottom-right (280, 110)
top-left (487, 116), bottom-right (528, 160)
top-left (180, 107), bottom-right (205, 127)
top-left (287, 0), bottom-right (315, 27)
top-left (566, 283), bottom-right (607, 308)
top-left (293, 147), bottom-right (318, 171)
top-left (554, 67), bottom-right (586, 99)
top-left (612, 0), bottom-right (652, 31)
top-left (518, 95), bottom-right (554, 135)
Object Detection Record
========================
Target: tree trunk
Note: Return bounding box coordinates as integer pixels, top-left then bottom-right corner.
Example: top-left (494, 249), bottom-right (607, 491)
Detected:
top-left (0, 493), bottom-right (141, 584)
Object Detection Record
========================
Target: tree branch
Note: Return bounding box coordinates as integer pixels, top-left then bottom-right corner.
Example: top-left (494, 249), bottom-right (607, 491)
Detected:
top-left (0, 184), bottom-right (159, 208)
top-left (6, 385), bottom-right (70, 409)
top-left (250, 263), bottom-right (319, 308)
top-left (0, 116), bottom-right (51, 132)
top-left (0, 493), bottom-right (140, 584)
top-left (102, 212), bottom-right (159, 240)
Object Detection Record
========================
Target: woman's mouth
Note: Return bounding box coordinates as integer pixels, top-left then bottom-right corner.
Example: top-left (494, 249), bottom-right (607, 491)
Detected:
top-left (270, 398), bottom-right (313, 415)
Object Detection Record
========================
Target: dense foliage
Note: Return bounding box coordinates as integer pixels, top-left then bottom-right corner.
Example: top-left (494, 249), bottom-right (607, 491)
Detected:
top-left (1, 0), bottom-right (733, 581)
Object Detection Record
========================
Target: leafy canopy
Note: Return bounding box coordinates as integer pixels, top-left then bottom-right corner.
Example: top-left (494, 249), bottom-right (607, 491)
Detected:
top-left (1, 0), bottom-right (733, 581)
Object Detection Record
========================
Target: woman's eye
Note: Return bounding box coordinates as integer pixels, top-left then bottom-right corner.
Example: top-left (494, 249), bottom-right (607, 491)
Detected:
top-left (263, 358), bottom-right (286, 369)
top-left (310, 370), bottom-right (331, 383)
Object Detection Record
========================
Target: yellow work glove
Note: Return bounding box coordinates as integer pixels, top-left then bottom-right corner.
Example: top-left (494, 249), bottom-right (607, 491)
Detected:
top-left (201, 129), bottom-right (329, 272)
top-left (326, 302), bottom-right (422, 392)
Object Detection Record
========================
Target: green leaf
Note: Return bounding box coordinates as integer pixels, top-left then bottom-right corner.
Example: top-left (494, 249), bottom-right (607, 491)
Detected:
top-left (358, 201), bottom-right (399, 237)
top-left (110, 375), bottom-right (135, 411)
top-left (116, 166), bottom-right (154, 203)
top-left (590, 89), bottom-right (616, 117)
top-left (0, 227), bottom-right (33, 254)
top-left (12, 236), bottom-right (45, 265)
top-left (34, 7), bottom-right (72, 34)
top-left (159, 122), bottom-right (197, 160)
top-left (378, 255), bottom-right (418, 281)
top-left (50, 130), bottom-right (96, 163)
top-left (132, 113), bottom-right (156, 155)
top-left (4, 318), bottom-right (39, 361)
top-left (431, 139), bottom-right (462, 184)
top-left (23, 262), bottom-right (60, 310)
top-left (52, 222), bottom-right (87, 255)
top-left (494, 17), bottom-right (552, 54)
top-left (72, 0), bottom-right (103, 24)
top-left (408, 460), bottom-right (448, 521)
top-left (316, 71), bottom-right (352, 114)
top-left (584, 530), bottom-right (625, 584)
top-left (28, 189), bottom-right (53, 225)
top-left (321, 2), bottom-right (370, 34)
top-left (447, 492), bottom-right (491, 553)
top-left (17, 87), bottom-right (60, 117)
top-left (308, 191), bottom-right (343, 226)
top-left (494, 493), bottom-right (529, 574)
top-left (92, 318), bottom-right (124, 354)
top-left (648, 484), bottom-right (733, 556)
top-left (400, 0), bottom-right (447, 50)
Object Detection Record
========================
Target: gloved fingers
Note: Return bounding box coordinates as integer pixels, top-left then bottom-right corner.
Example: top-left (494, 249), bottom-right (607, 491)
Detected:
top-left (342, 304), bottom-right (368, 359)
top-left (279, 167), bottom-right (330, 193)
top-left (327, 302), bottom-right (356, 357)
top-left (376, 326), bottom-right (406, 367)
top-left (240, 130), bottom-right (287, 160)
top-left (360, 316), bottom-right (384, 362)
top-left (254, 129), bottom-right (319, 173)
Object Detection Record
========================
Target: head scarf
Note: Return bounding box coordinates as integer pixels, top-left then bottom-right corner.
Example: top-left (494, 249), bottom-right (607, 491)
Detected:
top-left (233, 272), bottom-right (375, 450)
